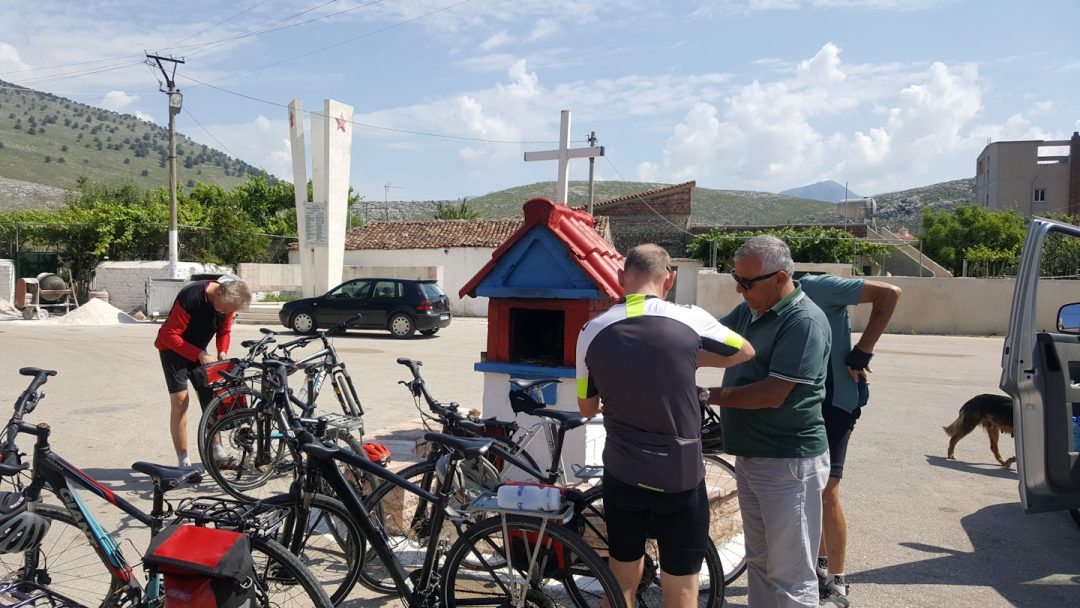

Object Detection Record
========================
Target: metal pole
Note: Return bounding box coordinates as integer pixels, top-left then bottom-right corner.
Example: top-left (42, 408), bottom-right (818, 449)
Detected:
top-left (710, 240), bottom-right (718, 270)
top-left (587, 131), bottom-right (598, 215)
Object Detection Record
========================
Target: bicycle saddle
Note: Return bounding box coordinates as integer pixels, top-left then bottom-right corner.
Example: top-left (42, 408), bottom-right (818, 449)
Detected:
top-left (509, 378), bottom-right (561, 391)
top-left (423, 433), bottom-right (493, 459)
top-left (18, 368), bottom-right (57, 378)
top-left (529, 408), bottom-right (588, 430)
top-left (131, 462), bottom-right (203, 491)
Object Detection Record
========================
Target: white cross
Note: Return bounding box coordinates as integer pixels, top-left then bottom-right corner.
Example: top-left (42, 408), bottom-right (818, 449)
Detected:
top-left (524, 110), bottom-right (604, 206)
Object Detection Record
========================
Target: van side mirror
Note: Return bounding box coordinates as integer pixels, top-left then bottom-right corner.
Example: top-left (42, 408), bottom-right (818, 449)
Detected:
top-left (1056, 303), bottom-right (1080, 334)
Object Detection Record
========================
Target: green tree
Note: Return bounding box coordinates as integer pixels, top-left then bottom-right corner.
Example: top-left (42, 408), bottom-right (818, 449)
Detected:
top-left (687, 226), bottom-right (890, 270)
top-left (921, 205), bottom-right (1025, 275)
top-left (434, 201), bottom-right (480, 220)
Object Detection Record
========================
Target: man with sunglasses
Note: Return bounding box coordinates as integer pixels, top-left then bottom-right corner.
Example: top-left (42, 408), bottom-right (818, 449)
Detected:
top-left (799, 273), bottom-right (901, 607)
top-left (704, 235), bottom-right (831, 608)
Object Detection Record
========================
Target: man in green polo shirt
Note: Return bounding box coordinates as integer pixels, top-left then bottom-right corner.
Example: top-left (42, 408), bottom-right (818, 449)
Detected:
top-left (705, 235), bottom-right (831, 608)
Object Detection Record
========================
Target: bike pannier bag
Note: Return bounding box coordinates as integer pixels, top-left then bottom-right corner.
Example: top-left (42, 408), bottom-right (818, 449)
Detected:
top-left (144, 525), bottom-right (257, 608)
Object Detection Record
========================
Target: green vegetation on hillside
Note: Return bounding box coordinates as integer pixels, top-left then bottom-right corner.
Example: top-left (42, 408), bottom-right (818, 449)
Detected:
top-left (0, 80), bottom-right (262, 209)
top-left (466, 181), bottom-right (837, 226)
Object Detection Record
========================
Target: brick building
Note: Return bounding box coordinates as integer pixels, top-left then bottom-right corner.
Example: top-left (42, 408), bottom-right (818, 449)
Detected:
top-left (577, 181), bottom-right (696, 256)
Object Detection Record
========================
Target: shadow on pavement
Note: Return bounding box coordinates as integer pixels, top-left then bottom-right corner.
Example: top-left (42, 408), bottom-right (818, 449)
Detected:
top-left (924, 455), bottom-right (1018, 480)
top-left (856, 502), bottom-right (1080, 608)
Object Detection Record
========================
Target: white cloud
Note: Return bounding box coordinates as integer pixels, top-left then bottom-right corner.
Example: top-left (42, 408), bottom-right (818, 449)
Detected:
top-left (134, 110), bottom-right (157, 124)
top-left (479, 31), bottom-right (512, 52)
top-left (694, 0), bottom-right (954, 16)
top-left (640, 44), bottom-right (1005, 193)
top-left (527, 19), bottom-right (560, 42)
top-left (0, 42), bottom-right (30, 73)
top-left (100, 90), bottom-right (139, 111)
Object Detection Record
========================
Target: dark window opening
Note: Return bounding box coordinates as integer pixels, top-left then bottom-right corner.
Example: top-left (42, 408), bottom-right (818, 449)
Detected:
top-left (510, 309), bottom-right (564, 365)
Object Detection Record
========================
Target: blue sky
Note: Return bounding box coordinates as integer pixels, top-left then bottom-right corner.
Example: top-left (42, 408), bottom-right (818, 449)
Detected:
top-left (1, 0), bottom-right (1078, 202)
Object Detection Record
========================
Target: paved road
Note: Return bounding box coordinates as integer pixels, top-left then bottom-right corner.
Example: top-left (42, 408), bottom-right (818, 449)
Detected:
top-left (0, 317), bottom-right (1077, 606)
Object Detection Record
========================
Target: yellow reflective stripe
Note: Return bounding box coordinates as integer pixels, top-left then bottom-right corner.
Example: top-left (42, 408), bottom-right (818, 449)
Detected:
top-left (723, 332), bottom-right (745, 351)
top-left (576, 377), bottom-right (590, 399)
top-left (625, 294), bottom-right (646, 317)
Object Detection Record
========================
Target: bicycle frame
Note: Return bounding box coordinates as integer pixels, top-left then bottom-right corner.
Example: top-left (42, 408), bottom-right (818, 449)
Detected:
top-left (21, 422), bottom-right (166, 604)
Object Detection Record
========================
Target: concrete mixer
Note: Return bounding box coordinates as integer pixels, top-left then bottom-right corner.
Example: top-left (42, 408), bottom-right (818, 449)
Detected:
top-left (14, 273), bottom-right (79, 320)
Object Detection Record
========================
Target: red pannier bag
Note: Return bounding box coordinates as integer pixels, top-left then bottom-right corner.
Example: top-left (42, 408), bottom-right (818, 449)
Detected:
top-left (144, 525), bottom-right (257, 608)
top-left (191, 359), bottom-right (248, 418)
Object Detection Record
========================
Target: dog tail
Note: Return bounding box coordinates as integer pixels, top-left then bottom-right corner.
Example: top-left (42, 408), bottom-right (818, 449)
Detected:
top-left (942, 416), bottom-right (963, 436)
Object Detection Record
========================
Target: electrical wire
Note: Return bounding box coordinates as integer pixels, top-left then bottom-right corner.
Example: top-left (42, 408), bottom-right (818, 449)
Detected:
top-left (179, 73), bottom-right (572, 145)
top-left (164, 0), bottom-right (275, 50)
top-left (182, 107), bottom-right (240, 160)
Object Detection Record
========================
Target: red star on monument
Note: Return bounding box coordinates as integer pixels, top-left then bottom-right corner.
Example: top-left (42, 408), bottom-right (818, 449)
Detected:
top-left (335, 115), bottom-right (347, 132)
top-left (289, 112), bottom-right (294, 128)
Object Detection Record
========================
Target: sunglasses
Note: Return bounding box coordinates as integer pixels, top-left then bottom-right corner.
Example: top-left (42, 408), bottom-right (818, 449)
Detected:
top-left (730, 269), bottom-right (780, 290)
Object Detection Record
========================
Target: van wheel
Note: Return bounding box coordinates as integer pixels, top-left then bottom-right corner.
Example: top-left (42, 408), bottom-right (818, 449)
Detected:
top-left (290, 310), bottom-right (317, 334)
top-left (388, 313), bottom-right (415, 338)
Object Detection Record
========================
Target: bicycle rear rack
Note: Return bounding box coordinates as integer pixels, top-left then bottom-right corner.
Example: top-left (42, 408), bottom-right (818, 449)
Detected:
top-left (174, 496), bottom-right (291, 535)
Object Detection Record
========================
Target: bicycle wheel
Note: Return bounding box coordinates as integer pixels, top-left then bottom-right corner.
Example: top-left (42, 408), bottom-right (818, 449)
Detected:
top-left (203, 407), bottom-right (294, 501)
top-left (259, 493), bottom-right (365, 605)
top-left (197, 385), bottom-right (261, 455)
top-left (357, 460), bottom-right (460, 594)
top-left (249, 536), bottom-right (334, 608)
top-left (577, 486), bottom-right (725, 607)
top-left (0, 503), bottom-right (124, 606)
top-left (704, 454), bottom-right (745, 584)
top-left (442, 513), bottom-right (627, 608)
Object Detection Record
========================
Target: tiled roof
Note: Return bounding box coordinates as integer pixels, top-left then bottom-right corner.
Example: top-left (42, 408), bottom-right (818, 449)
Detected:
top-left (341, 218), bottom-right (520, 250)
top-left (330, 216), bottom-right (609, 250)
top-left (459, 198), bottom-right (624, 299)
top-left (575, 181), bottom-right (696, 210)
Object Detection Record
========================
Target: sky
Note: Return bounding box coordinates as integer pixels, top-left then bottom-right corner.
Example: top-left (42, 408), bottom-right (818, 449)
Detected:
top-left (1, 0), bottom-right (1078, 203)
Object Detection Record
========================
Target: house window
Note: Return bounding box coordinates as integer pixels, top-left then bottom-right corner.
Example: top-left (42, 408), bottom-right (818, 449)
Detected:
top-left (1033, 188), bottom-right (1046, 203)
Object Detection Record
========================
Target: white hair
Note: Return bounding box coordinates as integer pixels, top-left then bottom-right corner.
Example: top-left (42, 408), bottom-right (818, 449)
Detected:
top-left (734, 235), bottom-right (794, 275)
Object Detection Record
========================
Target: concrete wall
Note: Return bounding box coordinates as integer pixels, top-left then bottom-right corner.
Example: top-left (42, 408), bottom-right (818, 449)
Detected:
top-left (237, 263), bottom-right (302, 293)
top-left (696, 271), bottom-right (1078, 335)
top-left (343, 248), bottom-right (494, 317)
top-left (93, 261), bottom-right (231, 314)
top-left (0, 260), bottom-right (13, 304)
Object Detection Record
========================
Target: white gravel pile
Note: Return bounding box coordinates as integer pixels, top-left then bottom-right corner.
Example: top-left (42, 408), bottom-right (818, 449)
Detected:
top-left (55, 298), bottom-right (139, 325)
top-left (0, 299), bottom-right (19, 317)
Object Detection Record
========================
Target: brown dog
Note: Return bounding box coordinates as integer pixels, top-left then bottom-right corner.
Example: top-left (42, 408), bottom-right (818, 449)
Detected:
top-left (944, 394), bottom-right (1015, 467)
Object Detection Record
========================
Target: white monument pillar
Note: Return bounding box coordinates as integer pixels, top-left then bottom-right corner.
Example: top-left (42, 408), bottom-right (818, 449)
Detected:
top-left (524, 109), bottom-right (604, 206)
top-left (288, 99), bottom-right (354, 296)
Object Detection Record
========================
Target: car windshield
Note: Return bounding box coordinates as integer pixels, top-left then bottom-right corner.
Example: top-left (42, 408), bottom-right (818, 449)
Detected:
top-left (420, 283), bottom-right (446, 299)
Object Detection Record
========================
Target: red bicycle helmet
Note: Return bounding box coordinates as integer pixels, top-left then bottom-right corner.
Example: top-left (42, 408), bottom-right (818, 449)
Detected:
top-left (363, 442), bottom-right (392, 466)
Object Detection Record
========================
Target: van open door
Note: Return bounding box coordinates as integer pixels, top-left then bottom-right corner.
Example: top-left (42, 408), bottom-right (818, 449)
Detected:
top-left (1000, 217), bottom-right (1080, 513)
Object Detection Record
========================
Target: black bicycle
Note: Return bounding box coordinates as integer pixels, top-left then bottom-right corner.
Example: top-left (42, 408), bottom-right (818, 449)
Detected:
top-left (0, 367), bottom-right (332, 608)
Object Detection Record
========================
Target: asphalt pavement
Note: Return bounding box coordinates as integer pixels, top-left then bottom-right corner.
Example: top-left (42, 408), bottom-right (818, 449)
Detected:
top-left (0, 317), bottom-right (1077, 607)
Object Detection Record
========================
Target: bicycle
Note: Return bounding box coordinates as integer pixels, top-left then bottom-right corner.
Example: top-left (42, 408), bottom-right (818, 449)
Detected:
top-left (362, 361), bottom-right (725, 607)
top-left (0, 367), bottom-right (333, 608)
top-left (198, 325), bottom-right (370, 503)
top-left (700, 404), bottom-right (746, 584)
top-left (295, 411), bottom-right (628, 607)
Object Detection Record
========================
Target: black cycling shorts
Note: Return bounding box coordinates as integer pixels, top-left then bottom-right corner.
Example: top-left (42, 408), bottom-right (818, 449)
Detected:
top-left (823, 405), bottom-right (862, 479)
top-left (159, 350), bottom-right (214, 408)
top-left (601, 472), bottom-right (709, 576)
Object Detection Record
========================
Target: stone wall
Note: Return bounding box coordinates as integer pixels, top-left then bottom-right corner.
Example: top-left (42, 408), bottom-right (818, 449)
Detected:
top-left (593, 181), bottom-right (694, 256)
top-left (0, 260), bottom-right (13, 304)
top-left (93, 261), bottom-right (231, 314)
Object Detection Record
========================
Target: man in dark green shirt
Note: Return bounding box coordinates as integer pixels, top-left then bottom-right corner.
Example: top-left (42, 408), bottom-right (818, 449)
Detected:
top-left (706, 235), bottom-right (831, 608)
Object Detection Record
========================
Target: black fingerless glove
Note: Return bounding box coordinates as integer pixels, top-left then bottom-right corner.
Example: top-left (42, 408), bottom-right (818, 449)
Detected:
top-left (845, 346), bottom-right (873, 370)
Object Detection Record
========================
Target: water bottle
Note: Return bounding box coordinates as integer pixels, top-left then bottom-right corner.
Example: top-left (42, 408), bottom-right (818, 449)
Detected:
top-left (497, 484), bottom-right (562, 512)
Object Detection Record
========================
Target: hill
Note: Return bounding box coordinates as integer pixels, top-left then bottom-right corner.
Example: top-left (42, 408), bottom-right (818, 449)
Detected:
top-left (871, 178), bottom-right (976, 229)
top-left (460, 181), bottom-right (838, 226)
top-left (0, 80), bottom-right (263, 211)
top-left (780, 180), bottom-right (861, 203)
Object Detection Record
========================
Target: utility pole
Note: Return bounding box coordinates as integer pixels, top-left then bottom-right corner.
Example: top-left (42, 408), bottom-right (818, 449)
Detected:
top-left (383, 183), bottom-right (405, 222)
top-left (586, 131), bottom-right (600, 215)
top-left (147, 53), bottom-right (185, 279)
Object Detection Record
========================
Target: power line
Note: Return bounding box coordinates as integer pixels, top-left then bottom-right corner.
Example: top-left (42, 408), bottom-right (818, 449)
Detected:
top-left (182, 107), bottom-right (239, 160)
top-left (164, 0), bottom-right (275, 49)
top-left (178, 74), bottom-right (573, 145)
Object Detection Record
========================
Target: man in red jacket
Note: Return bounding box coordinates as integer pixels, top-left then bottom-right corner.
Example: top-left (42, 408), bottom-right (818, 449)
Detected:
top-left (155, 279), bottom-right (251, 467)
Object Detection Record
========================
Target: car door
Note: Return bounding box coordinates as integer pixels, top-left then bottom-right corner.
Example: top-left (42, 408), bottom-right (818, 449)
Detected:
top-left (365, 280), bottom-right (404, 329)
top-left (1000, 217), bottom-right (1080, 513)
top-left (320, 279), bottom-right (371, 326)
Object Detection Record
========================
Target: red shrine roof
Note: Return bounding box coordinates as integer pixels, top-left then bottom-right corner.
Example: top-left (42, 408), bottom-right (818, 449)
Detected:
top-left (459, 197), bottom-right (624, 299)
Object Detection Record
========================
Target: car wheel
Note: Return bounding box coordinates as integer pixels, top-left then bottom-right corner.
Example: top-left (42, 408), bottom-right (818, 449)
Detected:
top-left (290, 310), bottom-right (317, 334)
top-left (420, 328), bottom-right (439, 336)
top-left (388, 313), bottom-right (416, 338)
